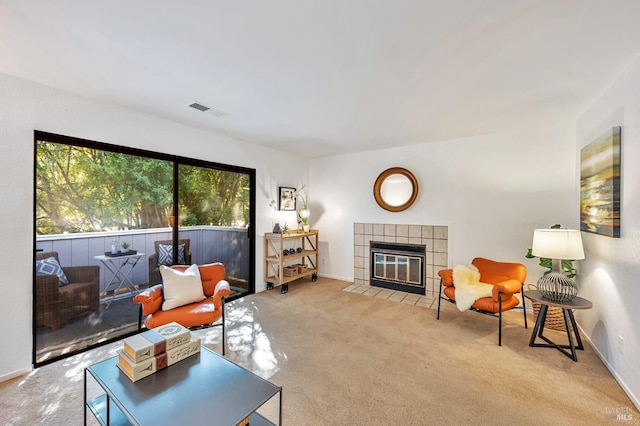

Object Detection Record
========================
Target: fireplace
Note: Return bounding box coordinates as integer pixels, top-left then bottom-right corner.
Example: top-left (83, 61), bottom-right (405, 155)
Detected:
top-left (370, 241), bottom-right (425, 294)
top-left (353, 223), bottom-right (448, 296)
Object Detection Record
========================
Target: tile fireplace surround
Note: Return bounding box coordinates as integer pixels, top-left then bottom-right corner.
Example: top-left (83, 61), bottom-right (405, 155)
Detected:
top-left (353, 223), bottom-right (448, 296)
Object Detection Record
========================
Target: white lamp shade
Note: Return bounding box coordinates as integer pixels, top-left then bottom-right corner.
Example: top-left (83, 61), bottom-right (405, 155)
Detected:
top-left (531, 229), bottom-right (585, 260)
top-left (299, 207), bottom-right (310, 219)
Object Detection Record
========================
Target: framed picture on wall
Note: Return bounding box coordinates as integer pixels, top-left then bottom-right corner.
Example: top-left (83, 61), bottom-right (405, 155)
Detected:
top-left (580, 126), bottom-right (621, 238)
top-left (278, 186), bottom-right (296, 211)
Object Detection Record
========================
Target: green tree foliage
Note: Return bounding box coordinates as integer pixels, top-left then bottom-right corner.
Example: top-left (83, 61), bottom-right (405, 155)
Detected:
top-left (36, 141), bottom-right (249, 235)
top-left (178, 165), bottom-right (250, 227)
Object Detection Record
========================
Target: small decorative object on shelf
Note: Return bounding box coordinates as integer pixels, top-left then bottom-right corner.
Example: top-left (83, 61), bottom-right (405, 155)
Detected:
top-left (296, 247), bottom-right (302, 253)
top-left (283, 249), bottom-right (289, 256)
top-left (121, 241), bottom-right (131, 251)
top-left (283, 266), bottom-right (298, 276)
top-left (111, 237), bottom-right (119, 254)
top-left (288, 248), bottom-right (295, 255)
top-left (273, 223), bottom-right (281, 233)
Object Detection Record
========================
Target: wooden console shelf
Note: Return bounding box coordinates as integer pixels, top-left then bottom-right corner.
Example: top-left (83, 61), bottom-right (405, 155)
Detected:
top-left (264, 229), bottom-right (318, 293)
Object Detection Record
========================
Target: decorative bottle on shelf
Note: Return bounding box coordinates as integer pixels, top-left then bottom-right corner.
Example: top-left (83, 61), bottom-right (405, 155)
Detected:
top-left (111, 238), bottom-right (118, 254)
top-left (273, 223), bottom-right (281, 234)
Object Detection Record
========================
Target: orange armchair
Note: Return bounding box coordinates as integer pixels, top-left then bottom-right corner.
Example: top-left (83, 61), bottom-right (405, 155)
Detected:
top-left (133, 262), bottom-right (230, 353)
top-left (437, 257), bottom-right (528, 346)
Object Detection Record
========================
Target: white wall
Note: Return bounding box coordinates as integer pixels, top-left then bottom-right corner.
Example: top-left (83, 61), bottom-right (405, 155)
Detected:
top-left (309, 77), bottom-right (640, 408)
top-left (0, 72), bottom-right (308, 381)
top-left (575, 54), bottom-right (640, 408)
top-left (310, 126), bottom-right (578, 281)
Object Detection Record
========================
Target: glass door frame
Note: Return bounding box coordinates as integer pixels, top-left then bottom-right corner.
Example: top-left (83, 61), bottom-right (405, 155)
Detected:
top-left (33, 130), bottom-right (256, 367)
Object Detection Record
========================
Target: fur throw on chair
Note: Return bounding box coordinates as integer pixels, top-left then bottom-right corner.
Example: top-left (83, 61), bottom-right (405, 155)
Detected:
top-left (453, 264), bottom-right (494, 312)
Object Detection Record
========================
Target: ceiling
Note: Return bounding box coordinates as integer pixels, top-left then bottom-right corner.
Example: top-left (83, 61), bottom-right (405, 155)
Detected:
top-left (2, 1), bottom-right (640, 158)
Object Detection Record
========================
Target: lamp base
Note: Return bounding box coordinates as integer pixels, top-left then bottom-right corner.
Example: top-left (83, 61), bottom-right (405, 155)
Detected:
top-left (537, 272), bottom-right (578, 303)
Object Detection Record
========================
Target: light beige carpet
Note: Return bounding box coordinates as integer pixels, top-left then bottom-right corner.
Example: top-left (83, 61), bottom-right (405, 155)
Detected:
top-left (1, 278), bottom-right (638, 425)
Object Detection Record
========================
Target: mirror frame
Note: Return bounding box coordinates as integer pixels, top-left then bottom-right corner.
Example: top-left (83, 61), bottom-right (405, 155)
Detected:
top-left (373, 167), bottom-right (419, 212)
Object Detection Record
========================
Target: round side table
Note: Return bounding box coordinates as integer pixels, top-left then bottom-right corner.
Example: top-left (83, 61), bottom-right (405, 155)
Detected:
top-left (524, 290), bottom-right (592, 362)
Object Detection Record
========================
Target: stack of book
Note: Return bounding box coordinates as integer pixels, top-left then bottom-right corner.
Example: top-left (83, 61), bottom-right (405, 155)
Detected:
top-left (117, 322), bottom-right (201, 382)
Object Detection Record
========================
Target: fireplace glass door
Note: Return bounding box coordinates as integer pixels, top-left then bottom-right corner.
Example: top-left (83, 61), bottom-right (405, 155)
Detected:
top-left (373, 253), bottom-right (422, 286)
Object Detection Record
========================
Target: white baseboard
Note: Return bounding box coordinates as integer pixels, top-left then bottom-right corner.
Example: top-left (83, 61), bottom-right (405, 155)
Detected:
top-left (254, 274), bottom-right (351, 293)
top-left (0, 366), bottom-right (32, 384)
top-left (579, 326), bottom-right (640, 412)
top-left (316, 273), bottom-right (351, 282)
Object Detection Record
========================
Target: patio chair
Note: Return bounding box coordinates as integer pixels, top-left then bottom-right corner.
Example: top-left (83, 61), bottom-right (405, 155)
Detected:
top-left (148, 239), bottom-right (192, 285)
top-left (35, 251), bottom-right (100, 330)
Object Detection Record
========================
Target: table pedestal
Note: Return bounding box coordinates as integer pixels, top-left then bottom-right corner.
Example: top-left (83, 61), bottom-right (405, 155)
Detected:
top-left (525, 290), bottom-right (592, 362)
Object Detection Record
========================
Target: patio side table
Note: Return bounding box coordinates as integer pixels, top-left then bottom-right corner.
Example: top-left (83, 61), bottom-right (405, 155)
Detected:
top-left (94, 252), bottom-right (146, 309)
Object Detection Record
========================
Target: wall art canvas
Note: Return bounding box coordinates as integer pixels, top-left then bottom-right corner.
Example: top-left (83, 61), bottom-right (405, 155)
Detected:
top-left (580, 126), bottom-right (621, 238)
top-left (278, 186), bottom-right (296, 211)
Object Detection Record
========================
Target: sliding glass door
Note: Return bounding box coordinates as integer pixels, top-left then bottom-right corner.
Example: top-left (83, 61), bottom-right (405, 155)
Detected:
top-left (34, 131), bottom-right (255, 366)
top-left (178, 164), bottom-right (252, 297)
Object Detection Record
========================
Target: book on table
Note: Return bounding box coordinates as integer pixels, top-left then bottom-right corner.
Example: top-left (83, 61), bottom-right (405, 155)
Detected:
top-left (117, 336), bottom-right (201, 382)
top-left (123, 322), bottom-right (191, 363)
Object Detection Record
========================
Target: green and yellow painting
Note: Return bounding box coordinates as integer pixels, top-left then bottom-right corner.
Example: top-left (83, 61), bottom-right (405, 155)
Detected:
top-left (580, 126), bottom-right (621, 238)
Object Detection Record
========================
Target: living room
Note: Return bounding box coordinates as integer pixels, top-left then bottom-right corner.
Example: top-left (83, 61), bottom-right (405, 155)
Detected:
top-left (1, 1), bottom-right (640, 423)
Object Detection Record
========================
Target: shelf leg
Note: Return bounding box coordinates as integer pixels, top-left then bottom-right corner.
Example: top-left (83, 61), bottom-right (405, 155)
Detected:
top-left (84, 369), bottom-right (87, 426)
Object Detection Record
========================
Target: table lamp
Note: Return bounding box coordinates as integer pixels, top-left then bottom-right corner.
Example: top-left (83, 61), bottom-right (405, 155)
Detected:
top-left (298, 207), bottom-right (310, 232)
top-left (531, 228), bottom-right (585, 302)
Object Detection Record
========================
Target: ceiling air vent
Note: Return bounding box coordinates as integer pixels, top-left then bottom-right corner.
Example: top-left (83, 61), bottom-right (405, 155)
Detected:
top-left (188, 102), bottom-right (228, 117)
top-left (189, 102), bottom-right (209, 112)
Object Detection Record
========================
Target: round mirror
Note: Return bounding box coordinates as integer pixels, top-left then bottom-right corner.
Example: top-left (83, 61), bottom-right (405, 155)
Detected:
top-left (373, 167), bottom-right (419, 212)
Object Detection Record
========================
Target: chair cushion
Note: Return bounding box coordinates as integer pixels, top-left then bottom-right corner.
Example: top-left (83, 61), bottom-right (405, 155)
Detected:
top-left (443, 286), bottom-right (520, 312)
top-left (35, 256), bottom-right (69, 285)
top-left (158, 243), bottom-right (186, 266)
top-left (160, 264), bottom-right (205, 310)
top-left (144, 297), bottom-right (221, 329)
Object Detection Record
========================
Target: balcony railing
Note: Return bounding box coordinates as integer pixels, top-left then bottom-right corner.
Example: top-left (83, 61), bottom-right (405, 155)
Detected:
top-left (36, 226), bottom-right (250, 293)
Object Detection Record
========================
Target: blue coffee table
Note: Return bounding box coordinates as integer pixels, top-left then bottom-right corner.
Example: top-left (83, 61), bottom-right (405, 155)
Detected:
top-left (84, 346), bottom-right (282, 425)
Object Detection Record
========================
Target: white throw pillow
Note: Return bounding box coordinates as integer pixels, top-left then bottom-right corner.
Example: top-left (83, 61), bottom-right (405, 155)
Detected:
top-left (160, 264), bottom-right (205, 311)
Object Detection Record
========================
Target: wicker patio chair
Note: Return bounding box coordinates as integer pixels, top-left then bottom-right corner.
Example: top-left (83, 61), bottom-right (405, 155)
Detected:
top-left (148, 239), bottom-right (192, 286)
top-left (35, 251), bottom-right (100, 330)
